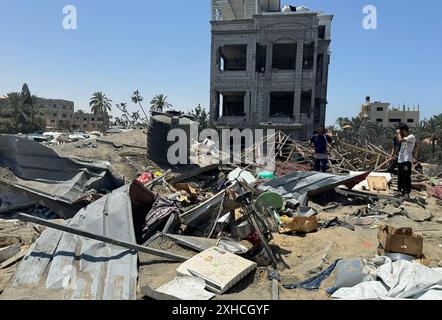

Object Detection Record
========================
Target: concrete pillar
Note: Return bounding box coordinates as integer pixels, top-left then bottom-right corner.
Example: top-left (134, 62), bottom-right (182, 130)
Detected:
top-left (293, 42), bottom-right (304, 121)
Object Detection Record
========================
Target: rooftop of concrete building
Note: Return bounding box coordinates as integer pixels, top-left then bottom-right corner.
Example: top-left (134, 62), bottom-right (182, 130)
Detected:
top-left (37, 97), bottom-right (74, 103)
top-left (212, 0), bottom-right (332, 21)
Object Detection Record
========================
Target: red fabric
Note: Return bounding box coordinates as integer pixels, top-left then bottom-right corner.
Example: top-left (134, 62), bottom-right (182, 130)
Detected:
top-left (137, 173), bottom-right (153, 184)
top-left (427, 185), bottom-right (442, 200)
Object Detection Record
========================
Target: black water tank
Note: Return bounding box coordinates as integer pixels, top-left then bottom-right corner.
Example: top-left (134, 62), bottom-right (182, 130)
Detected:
top-left (146, 111), bottom-right (197, 165)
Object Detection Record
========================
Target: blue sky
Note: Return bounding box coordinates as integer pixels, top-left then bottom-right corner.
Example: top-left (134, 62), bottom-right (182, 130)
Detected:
top-left (0, 0), bottom-right (441, 125)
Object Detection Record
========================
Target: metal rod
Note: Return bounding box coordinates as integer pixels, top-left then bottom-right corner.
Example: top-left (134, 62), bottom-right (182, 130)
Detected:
top-left (16, 213), bottom-right (188, 262)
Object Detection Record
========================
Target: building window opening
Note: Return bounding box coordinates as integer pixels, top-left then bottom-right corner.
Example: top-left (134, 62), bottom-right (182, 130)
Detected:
top-left (272, 43), bottom-right (296, 70)
top-left (270, 92), bottom-right (294, 118)
top-left (377, 107), bottom-right (384, 112)
top-left (314, 98), bottom-right (321, 125)
top-left (300, 91), bottom-right (312, 117)
top-left (318, 25), bottom-right (326, 40)
top-left (303, 42), bottom-right (314, 70)
top-left (218, 92), bottom-right (246, 117)
top-left (219, 45), bottom-right (247, 71)
top-left (376, 119), bottom-right (383, 123)
top-left (256, 44), bottom-right (266, 73)
top-left (316, 54), bottom-right (324, 83)
top-left (407, 119), bottom-right (414, 123)
top-left (389, 119), bottom-right (401, 123)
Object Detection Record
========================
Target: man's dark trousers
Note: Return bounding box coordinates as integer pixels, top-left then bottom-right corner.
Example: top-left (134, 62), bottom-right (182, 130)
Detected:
top-left (314, 158), bottom-right (328, 173)
top-left (398, 161), bottom-right (412, 195)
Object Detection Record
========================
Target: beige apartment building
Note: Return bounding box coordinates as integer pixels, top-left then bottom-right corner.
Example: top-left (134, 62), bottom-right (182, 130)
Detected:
top-left (37, 98), bottom-right (105, 132)
top-left (0, 95), bottom-right (108, 132)
top-left (359, 97), bottom-right (420, 127)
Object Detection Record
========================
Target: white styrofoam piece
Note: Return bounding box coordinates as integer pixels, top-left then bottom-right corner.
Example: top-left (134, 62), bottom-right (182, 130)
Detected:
top-left (176, 247), bottom-right (257, 294)
top-left (156, 276), bottom-right (216, 300)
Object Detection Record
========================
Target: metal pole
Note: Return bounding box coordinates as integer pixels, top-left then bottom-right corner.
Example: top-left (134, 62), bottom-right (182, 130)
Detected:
top-left (16, 213), bottom-right (188, 262)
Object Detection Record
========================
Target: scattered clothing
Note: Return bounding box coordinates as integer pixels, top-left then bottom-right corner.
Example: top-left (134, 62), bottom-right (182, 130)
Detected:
top-left (427, 185), bottom-right (442, 200)
top-left (142, 196), bottom-right (179, 242)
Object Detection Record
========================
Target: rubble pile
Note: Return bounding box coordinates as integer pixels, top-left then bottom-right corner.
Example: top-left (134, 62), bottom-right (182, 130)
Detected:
top-left (0, 131), bottom-right (441, 301)
top-left (273, 131), bottom-right (393, 173)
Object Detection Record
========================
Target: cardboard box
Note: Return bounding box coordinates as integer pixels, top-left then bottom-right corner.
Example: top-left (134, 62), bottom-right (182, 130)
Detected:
top-left (280, 216), bottom-right (318, 234)
top-left (377, 225), bottom-right (423, 256)
top-left (367, 176), bottom-right (388, 192)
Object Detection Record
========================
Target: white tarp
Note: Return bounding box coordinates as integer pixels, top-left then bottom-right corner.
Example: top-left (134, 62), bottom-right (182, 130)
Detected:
top-left (332, 257), bottom-right (442, 300)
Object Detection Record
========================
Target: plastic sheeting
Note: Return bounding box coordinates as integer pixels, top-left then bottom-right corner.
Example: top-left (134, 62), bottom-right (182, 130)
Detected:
top-left (284, 260), bottom-right (341, 290)
top-left (0, 135), bottom-right (124, 218)
top-left (331, 257), bottom-right (442, 300)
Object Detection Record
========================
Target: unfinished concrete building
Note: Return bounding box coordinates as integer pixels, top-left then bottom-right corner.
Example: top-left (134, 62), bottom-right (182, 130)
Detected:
top-left (359, 97), bottom-right (421, 128)
top-left (210, 0), bottom-right (333, 140)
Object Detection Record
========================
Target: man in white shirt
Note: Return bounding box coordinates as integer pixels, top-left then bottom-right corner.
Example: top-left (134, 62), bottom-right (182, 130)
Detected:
top-left (396, 123), bottom-right (417, 197)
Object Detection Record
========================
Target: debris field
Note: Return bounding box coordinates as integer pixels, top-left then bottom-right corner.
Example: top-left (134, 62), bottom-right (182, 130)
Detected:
top-left (0, 128), bottom-right (442, 301)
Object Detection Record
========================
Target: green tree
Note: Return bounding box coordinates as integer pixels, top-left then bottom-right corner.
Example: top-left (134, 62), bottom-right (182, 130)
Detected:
top-left (190, 104), bottom-right (210, 130)
top-left (89, 92), bottom-right (112, 134)
top-left (3, 92), bottom-right (29, 133)
top-left (131, 90), bottom-right (149, 120)
top-left (20, 83), bottom-right (32, 105)
top-left (422, 116), bottom-right (442, 157)
top-left (150, 94), bottom-right (172, 113)
top-left (335, 117), bottom-right (351, 129)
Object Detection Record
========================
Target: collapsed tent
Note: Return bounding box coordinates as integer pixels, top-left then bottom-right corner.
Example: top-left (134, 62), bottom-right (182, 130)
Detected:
top-left (0, 135), bottom-right (124, 218)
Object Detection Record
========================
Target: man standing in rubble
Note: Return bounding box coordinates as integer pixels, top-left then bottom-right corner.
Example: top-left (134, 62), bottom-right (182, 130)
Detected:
top-left (310, 126), bottom-right (333, 173)
top-left (396, 123), bottom-right (417, 198)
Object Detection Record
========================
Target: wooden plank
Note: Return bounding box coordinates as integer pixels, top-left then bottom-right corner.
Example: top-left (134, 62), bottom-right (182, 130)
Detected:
top-left (0, 249), bottom-right (27, 269)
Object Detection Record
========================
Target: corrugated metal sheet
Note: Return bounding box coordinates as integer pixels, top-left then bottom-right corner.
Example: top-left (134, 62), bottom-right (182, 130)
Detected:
top-left (258, 171), bottom-right (369, 205)
top-left (2, 184), bottom-right (138, 300)
top-left (0, 135), bottom-right (124, 218)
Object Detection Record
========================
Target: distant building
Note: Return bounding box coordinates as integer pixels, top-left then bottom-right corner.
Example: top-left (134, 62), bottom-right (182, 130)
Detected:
top-left (72, 111), bottom-right (107, 132)
top-left (0, 95), bottom-right (106, 132)
top-left (359, 97), bottom-right (420, 127)
top-left (38, 98), bottom-right (75, 130)
top-left (210, 0), bottom-right (333, 140)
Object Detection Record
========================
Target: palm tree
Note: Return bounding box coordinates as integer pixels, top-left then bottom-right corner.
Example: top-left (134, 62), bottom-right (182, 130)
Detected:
top-left (422, 117), bottom-right (441, 156)
top-left (89, 92), bottom-right (112, 134)
top-left (150, 94), bottom-right (172, 113)
top-left (27, 95), bottom-right (41, 127)
top-left (3, 92), bottom-right (29, 132)
top-left (131, 90), bottom-right (149, 119)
